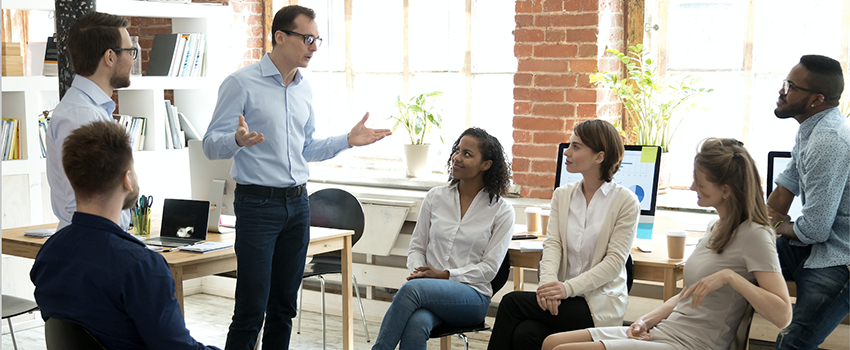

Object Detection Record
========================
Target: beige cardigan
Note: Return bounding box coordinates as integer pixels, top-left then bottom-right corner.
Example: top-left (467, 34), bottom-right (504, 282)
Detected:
top-left (539, 181), bottom-right (640, 327)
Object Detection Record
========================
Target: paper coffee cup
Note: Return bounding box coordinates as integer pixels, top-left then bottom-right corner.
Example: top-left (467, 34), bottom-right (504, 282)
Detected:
top-left (525, 207), bottom-right (541, 233)
top-left (540, 210), bottom-right (551, 236)
top-left (667, 229), bottom-right (687, 260)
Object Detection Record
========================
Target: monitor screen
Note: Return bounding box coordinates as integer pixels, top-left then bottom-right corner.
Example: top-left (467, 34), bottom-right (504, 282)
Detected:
top-left (766, 151), bottom-right (804, 221)
top-left (188, 140), bottom-right (235, 233)
top-left (555, 144), bottom-right (662, 216)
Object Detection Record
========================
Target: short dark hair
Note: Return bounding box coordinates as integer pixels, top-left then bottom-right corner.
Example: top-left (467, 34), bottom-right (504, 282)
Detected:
top-left (271, 5), bottom-right (316, 47)
top-left (446, 127), bottom-right (511, 202)
top-left (573, 119), bottom-right (624, 183)
top-left (67, 12), bottom-right (129, 77)
top-left (62, 121), bottom-right (133, 200)
top-left (799, 55), bottom-right (844, 105)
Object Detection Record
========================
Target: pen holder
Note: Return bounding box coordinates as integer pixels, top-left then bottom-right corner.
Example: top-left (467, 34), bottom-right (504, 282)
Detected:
top-left (133, 212), bottom-right (151, 236)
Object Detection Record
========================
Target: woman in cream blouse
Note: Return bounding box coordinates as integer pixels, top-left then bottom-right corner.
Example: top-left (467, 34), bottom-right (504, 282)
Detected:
top-left (372, 127), bottom-right (514, 350)
top-left (487, 119), bottom-right (640, 350)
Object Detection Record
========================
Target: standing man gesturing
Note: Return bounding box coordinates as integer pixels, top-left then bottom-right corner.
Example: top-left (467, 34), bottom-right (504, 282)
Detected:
top-left (203, 5), bottom-right (391, 350)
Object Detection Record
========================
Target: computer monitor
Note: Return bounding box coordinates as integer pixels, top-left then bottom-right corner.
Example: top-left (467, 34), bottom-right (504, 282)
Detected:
top-left (766, 151), bottom-right (804, 221)
top-left (555, 143), bottom-right (662, 239)
top-left (188, 140), bottom-right (235, 233)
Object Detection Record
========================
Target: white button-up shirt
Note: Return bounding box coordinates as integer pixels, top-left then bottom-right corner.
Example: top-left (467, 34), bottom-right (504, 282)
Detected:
top-left (407, 184), bottom-right (515, 297)
top-left (565, 180), bottom-right (621, 280)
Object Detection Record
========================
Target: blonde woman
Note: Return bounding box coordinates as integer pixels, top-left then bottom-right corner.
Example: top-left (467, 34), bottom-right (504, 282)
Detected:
top-left (542, 138), bottom-right (792, 350)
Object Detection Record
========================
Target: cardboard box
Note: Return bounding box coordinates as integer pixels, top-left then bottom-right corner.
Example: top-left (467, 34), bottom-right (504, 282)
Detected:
top-left (2, 42), bottom-right (22, 57)
top-left (3, 56), bottom-right (24, 76)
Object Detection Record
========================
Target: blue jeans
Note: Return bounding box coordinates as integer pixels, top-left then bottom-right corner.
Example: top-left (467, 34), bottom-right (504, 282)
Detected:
top-left (372, 278), bottom-right (491, 350)
top-left (775, 236), bottom-right (850, 350)
top-left (224, 189), bottom-right (310, 350)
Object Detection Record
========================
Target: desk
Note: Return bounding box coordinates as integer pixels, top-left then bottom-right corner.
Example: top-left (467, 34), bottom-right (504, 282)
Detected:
top-left (509, 214), bottom-right (706, 301)
top-left (2, 223), bottom-right (357, 350)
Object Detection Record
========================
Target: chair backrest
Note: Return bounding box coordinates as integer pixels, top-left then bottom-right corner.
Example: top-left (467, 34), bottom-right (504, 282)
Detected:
top-left (490, 251), bottom-right (511, 294)
top-left (309, 188), bottom-right (366, 259)
top-left (728, 304), bottom-right (755, 350)
top-left (45, 318), bottom-right (108, 350)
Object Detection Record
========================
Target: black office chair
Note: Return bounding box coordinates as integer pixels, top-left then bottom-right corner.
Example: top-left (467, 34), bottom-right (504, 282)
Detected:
top-left (44, 317), bottom-right (108, 350)
top-left (2, 295), bottom-right (39, 350)
top-left (296, 188), bottom-right (370, 348)
top-left (428, 251), bottom-right (511, 350)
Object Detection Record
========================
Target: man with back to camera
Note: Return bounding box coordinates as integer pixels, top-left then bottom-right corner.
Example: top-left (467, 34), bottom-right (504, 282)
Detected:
top-left (767, 54), bottom-right (849, 350)
top-left (47, 11), bottom-right (135, 231)
top-left (202, 5), bottom-right (392, 349)
top-left (31, 121), bottom-right (220, 350)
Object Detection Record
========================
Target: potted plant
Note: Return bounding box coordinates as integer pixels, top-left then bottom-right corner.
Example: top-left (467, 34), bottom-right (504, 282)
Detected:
top-left (590, 44), bottom-right (712, 190)
top-left (388, 91), bottom-right (444, 177)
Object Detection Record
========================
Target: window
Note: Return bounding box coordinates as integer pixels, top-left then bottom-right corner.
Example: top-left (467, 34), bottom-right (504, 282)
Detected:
top-left (297, 0), bottom-right (517, 178)
top-left (649, 0), bottom-right (849, 189)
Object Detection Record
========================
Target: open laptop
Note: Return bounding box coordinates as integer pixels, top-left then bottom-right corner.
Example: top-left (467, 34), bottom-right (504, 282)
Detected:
top-left (766, 151), bottom-right (804, 220)
top-left (142, 198), bottom-right (210, 247)
top-left (555, 143), bottom-right (662, 239)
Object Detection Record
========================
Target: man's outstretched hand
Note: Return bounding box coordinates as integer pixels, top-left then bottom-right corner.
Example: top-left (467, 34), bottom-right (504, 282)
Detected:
top-left (348, 112), bottom-right (392, 147)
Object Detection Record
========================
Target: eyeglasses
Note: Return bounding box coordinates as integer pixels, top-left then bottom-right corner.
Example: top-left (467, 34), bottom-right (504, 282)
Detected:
top-left (782, 79), bottom-right (819, 95)
top-left (112, 47), bottom-right (138, 60)
top-left (281, 30), bottom-right (322, 47)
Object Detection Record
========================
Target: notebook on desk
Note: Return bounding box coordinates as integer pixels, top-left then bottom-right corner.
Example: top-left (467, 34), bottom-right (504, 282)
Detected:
top-left (142, 198), bottom-right (210, 247)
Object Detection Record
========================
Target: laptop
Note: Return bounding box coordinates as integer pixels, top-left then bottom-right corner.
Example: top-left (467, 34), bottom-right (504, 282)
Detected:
top-left (766, 151), bottom-right (803, 220)
top-left (142, 198), bottom-right (210, 247)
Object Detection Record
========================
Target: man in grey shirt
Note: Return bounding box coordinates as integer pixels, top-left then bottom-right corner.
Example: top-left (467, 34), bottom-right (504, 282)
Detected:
top-left (767, 55), bottom-right (849, 350)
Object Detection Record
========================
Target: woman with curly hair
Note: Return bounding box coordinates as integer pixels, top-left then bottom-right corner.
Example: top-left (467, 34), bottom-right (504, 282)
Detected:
top-left (488, 119), bottom-right (640, 350)
top-left (541, 138), bottom-right (792, 350)
top-left (372, 127), bottom-right (514, 350)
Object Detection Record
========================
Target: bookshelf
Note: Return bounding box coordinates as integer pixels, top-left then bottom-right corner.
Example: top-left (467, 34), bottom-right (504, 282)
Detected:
top-left (1, 0), bottom-right (239, 227)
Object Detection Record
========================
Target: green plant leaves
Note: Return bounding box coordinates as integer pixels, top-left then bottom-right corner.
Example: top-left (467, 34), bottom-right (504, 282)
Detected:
top-left (387, 91), bottom-right (444, 145)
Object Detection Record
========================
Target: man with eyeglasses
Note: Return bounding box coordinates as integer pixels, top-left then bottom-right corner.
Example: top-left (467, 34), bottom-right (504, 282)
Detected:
top-left (768, 55), bottom-right (849, 350)
top-left (203, 5), bottom-right (392, 350)
top-left (47, 11), bottom-right (138, 232)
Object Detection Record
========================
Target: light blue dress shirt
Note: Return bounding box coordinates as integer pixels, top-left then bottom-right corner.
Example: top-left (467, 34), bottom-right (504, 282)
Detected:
top-left (46, 75), bottom-right (131, 231)
top-left (775, 107), bottom-right (850, 269)
top-left (203, 53), bottom-right (350, 188)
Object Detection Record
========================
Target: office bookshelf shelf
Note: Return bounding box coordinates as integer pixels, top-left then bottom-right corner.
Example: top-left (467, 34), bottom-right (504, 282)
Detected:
top-left (1, 0), bottom-right (237, 227)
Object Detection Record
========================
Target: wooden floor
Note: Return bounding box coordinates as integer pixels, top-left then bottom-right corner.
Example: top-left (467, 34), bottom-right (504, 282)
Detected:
top-left (3, 293), bottom-right (847, 350)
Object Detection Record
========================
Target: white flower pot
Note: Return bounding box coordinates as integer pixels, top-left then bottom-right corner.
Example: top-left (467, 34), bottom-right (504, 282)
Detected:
top-left (403, 144), bottom-right (431, 178)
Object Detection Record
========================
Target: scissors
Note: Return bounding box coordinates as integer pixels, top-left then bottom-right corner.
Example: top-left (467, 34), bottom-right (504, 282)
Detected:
top-left (139, 195), bottom-right (153, 210)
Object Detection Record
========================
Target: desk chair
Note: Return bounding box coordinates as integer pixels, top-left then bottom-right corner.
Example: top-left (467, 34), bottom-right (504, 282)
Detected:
top-left (297, 188), bottom-right (370, 348)
top-left (2, 294), bottom-right (39, 350)
top-left (44, 318), bottom-right (108, 350)
top-left (428, 251), bottom-right (511, 350)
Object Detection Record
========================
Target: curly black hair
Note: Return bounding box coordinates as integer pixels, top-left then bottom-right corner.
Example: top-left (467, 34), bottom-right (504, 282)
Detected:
top-left (446, 127), bottom-right (511, 202)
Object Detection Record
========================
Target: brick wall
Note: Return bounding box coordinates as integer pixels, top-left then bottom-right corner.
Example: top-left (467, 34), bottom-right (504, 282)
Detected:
top-left (512, 0), bottom-right (624, 199)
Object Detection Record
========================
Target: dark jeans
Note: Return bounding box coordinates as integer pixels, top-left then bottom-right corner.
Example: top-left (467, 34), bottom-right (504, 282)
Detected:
top-left (775, 236), bottom-right (850, 350)
top-left (487, 291), bottom-right (593, 350)
top-left (224, 189), bottom-right (310, 350)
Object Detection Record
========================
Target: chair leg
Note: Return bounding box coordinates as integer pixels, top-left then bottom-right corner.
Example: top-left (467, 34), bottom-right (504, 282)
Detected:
top-left (440, 335), bottom-right (451, 350)
top-left (457, 333), bottom-right (469, 350)
top-left (8, 318), bottom-right (18, 350)
top-left (319, 276), bottom-right (326, 350)
top-left (297, 281), bottom-right (303, 334)
top-left (352, 275), bottom-right (370, 342)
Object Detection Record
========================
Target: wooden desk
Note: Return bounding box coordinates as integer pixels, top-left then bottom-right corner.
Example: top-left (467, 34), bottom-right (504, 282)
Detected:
top-left (509, 215), bottom-right (705, 301)
top-left (2, 223), bottom-right (357, 350)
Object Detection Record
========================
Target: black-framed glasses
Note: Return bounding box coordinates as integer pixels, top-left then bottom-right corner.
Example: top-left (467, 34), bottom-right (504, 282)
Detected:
top-left (783, 79), bottom-right (819, 95)
top-left (281, 30), bottom-right (322, 47)
top-left (112, 47), bottom-right (138, 60)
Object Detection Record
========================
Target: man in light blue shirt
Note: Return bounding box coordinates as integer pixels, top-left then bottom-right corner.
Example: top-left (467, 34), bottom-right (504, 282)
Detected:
top-left (203, 5), bottom-right (391, 350)
top-left (47, 12), bottom-right (137, 230)
top-left (768, 55), bottom-right (849, 350)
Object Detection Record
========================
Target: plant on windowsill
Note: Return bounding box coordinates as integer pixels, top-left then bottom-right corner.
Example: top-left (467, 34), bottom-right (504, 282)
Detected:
top-left (388, 91), bottom-right (444, 178)
top-left (590, 44), bottom-right (712, 190)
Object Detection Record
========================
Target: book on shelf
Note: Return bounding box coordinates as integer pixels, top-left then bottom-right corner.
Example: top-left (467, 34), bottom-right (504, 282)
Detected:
top-left (113, 114), bottom-right (147, 151)
top-left (38, 116), bottom-right (50, 158)
top-left (147, 33), bottom-right (206, 77)
top-left (1, 118), bottom-right (21, 160)
top-left (164, 100), bottom-right (182, 149)
top-left (43, 36), bottom-right (58, 76)
top-left (178, 112), bottom-right (201, 142)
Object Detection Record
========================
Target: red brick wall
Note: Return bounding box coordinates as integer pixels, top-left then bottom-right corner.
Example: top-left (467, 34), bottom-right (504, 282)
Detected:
top-left (512, 0), bottom-right (624, 199)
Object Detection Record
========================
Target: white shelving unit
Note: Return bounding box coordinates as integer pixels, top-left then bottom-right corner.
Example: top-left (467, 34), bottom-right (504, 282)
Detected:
top-left (1, 0), bottom-right (240, 227)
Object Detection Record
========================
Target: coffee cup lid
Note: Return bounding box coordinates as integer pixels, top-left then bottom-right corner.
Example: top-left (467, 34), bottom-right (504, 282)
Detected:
top-left (667, 229), bottom-right (687, 237)
top-left (540, 210), bottom-right (551, 216)
top-left (524, 207), bottom-right (541, 213)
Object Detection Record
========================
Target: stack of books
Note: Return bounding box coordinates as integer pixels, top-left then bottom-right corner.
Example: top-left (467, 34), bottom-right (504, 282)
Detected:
top-left (147, 33), bottom-right (206, 77)
top-left (1, 118), bottom-right (21, 160)
top-left (114, 114), bottom-right (147, 151)
top-left (2, 42), bottom-right (24, 76)
top-left (162, 100), bottom-right (201, 150)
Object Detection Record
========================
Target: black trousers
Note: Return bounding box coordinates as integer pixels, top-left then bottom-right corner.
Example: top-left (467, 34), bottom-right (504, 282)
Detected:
top-left (487, 291), bottom-right (594, 350)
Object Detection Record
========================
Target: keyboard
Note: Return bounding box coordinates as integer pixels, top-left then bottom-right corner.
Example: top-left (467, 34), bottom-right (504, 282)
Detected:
top-left (144, 236), bottom-right (200, 247)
